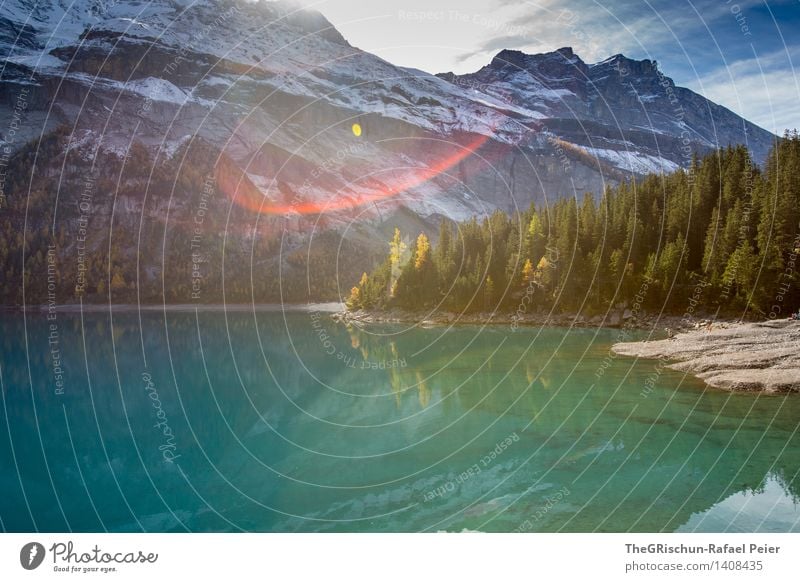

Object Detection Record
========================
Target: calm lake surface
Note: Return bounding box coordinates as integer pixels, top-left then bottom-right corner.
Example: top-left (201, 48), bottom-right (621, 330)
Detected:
top-left (1, 309), bottom-right (799, 532)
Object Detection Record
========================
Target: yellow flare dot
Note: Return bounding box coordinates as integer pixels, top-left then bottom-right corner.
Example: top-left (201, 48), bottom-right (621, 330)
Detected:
top-left (351, 123), bottom-right (362, 137)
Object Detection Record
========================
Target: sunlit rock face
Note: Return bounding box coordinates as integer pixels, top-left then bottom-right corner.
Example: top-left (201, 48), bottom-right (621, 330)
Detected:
top-left (0, 0), bottom-right (776, 302)
top-left (443, 47), bottom-right (773, 175)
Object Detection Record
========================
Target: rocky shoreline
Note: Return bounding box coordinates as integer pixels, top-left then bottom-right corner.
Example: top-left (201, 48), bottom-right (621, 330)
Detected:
top-left (336, 309), bottom-right (800, 393)
top-left (334, 307), bottom-right (722, 333)
top-left (612, 319), bottom-right (800, 393)
top-left (1, 302), bottom-right (346, 313)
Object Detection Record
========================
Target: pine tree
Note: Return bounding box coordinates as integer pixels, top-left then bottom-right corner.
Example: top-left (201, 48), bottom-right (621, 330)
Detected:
top-left (347, 286), bottom-right (361, 310)
top-left (389, 228), bottom-right (408, 298)
top-left (521, 258), bottom-right (535, 286)
top-left (415, 233), bottom-right (431, 270)
top-left (484, 276), bottom-right (495, 311)
top-left (350, 137), bottom-right (800, 318)
top-left (527, 212), bottom-right (546, 264)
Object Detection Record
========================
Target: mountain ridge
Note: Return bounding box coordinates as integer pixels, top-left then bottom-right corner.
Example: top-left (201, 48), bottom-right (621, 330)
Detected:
top-left (438, 45), bottom-right (773, 168)
top-left (0, 0), bottom-right (781, 304)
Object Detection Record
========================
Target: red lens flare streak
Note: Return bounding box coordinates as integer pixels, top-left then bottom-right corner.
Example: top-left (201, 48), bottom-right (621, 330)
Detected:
top-left (217, 132), bottom-right (493, 216)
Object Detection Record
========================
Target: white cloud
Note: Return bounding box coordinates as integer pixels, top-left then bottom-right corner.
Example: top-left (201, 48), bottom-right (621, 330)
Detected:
top-left (684, 47), bottom-right (800, 133)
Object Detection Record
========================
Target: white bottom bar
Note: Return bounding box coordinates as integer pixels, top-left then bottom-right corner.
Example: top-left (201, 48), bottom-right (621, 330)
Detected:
top-left (1, 533), bottom-right (797, 580)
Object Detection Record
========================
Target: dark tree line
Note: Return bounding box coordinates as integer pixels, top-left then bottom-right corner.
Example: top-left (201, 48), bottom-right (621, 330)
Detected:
top-left (0, 128), bottom-right (377, 305)
top-left (349, 132), bottom-right (800, 318)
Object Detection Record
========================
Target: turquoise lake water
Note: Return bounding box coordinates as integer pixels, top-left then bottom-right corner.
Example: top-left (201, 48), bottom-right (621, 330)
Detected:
top-left (1, 309), bottom-right (799, 532)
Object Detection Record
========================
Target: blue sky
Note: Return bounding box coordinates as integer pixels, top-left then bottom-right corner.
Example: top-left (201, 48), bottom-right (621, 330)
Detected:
top-left (294, 0), bottom-right (800, 134)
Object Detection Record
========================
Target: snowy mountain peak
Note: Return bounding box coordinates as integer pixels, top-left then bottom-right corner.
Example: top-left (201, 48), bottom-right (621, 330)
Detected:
top-left (484, 47), bottom-right (666, 82)
top-left (0, 0), bottom-right (777, 223)
top-left (0, 0), bottom-right (781, 301)
top-left (488, 47), bottom-right (586, 74)
top-left (0, 0), bottom-right (349, 58)
top-left (440, 45), bottom-right (773, 172)
top-left (590, 53), bottom-right (660, 78)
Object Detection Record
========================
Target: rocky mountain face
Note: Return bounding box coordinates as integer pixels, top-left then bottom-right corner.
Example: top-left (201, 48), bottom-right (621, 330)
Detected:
top-left (0, 0), bottom-right (777, 304)
top-left (439, 47), bottom-right (773, 174)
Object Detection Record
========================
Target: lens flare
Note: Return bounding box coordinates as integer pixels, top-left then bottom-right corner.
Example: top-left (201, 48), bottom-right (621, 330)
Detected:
top-left (220, 132), bottom-right (492, 216)
top-left (351, 123), bottom-right (362, 137)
